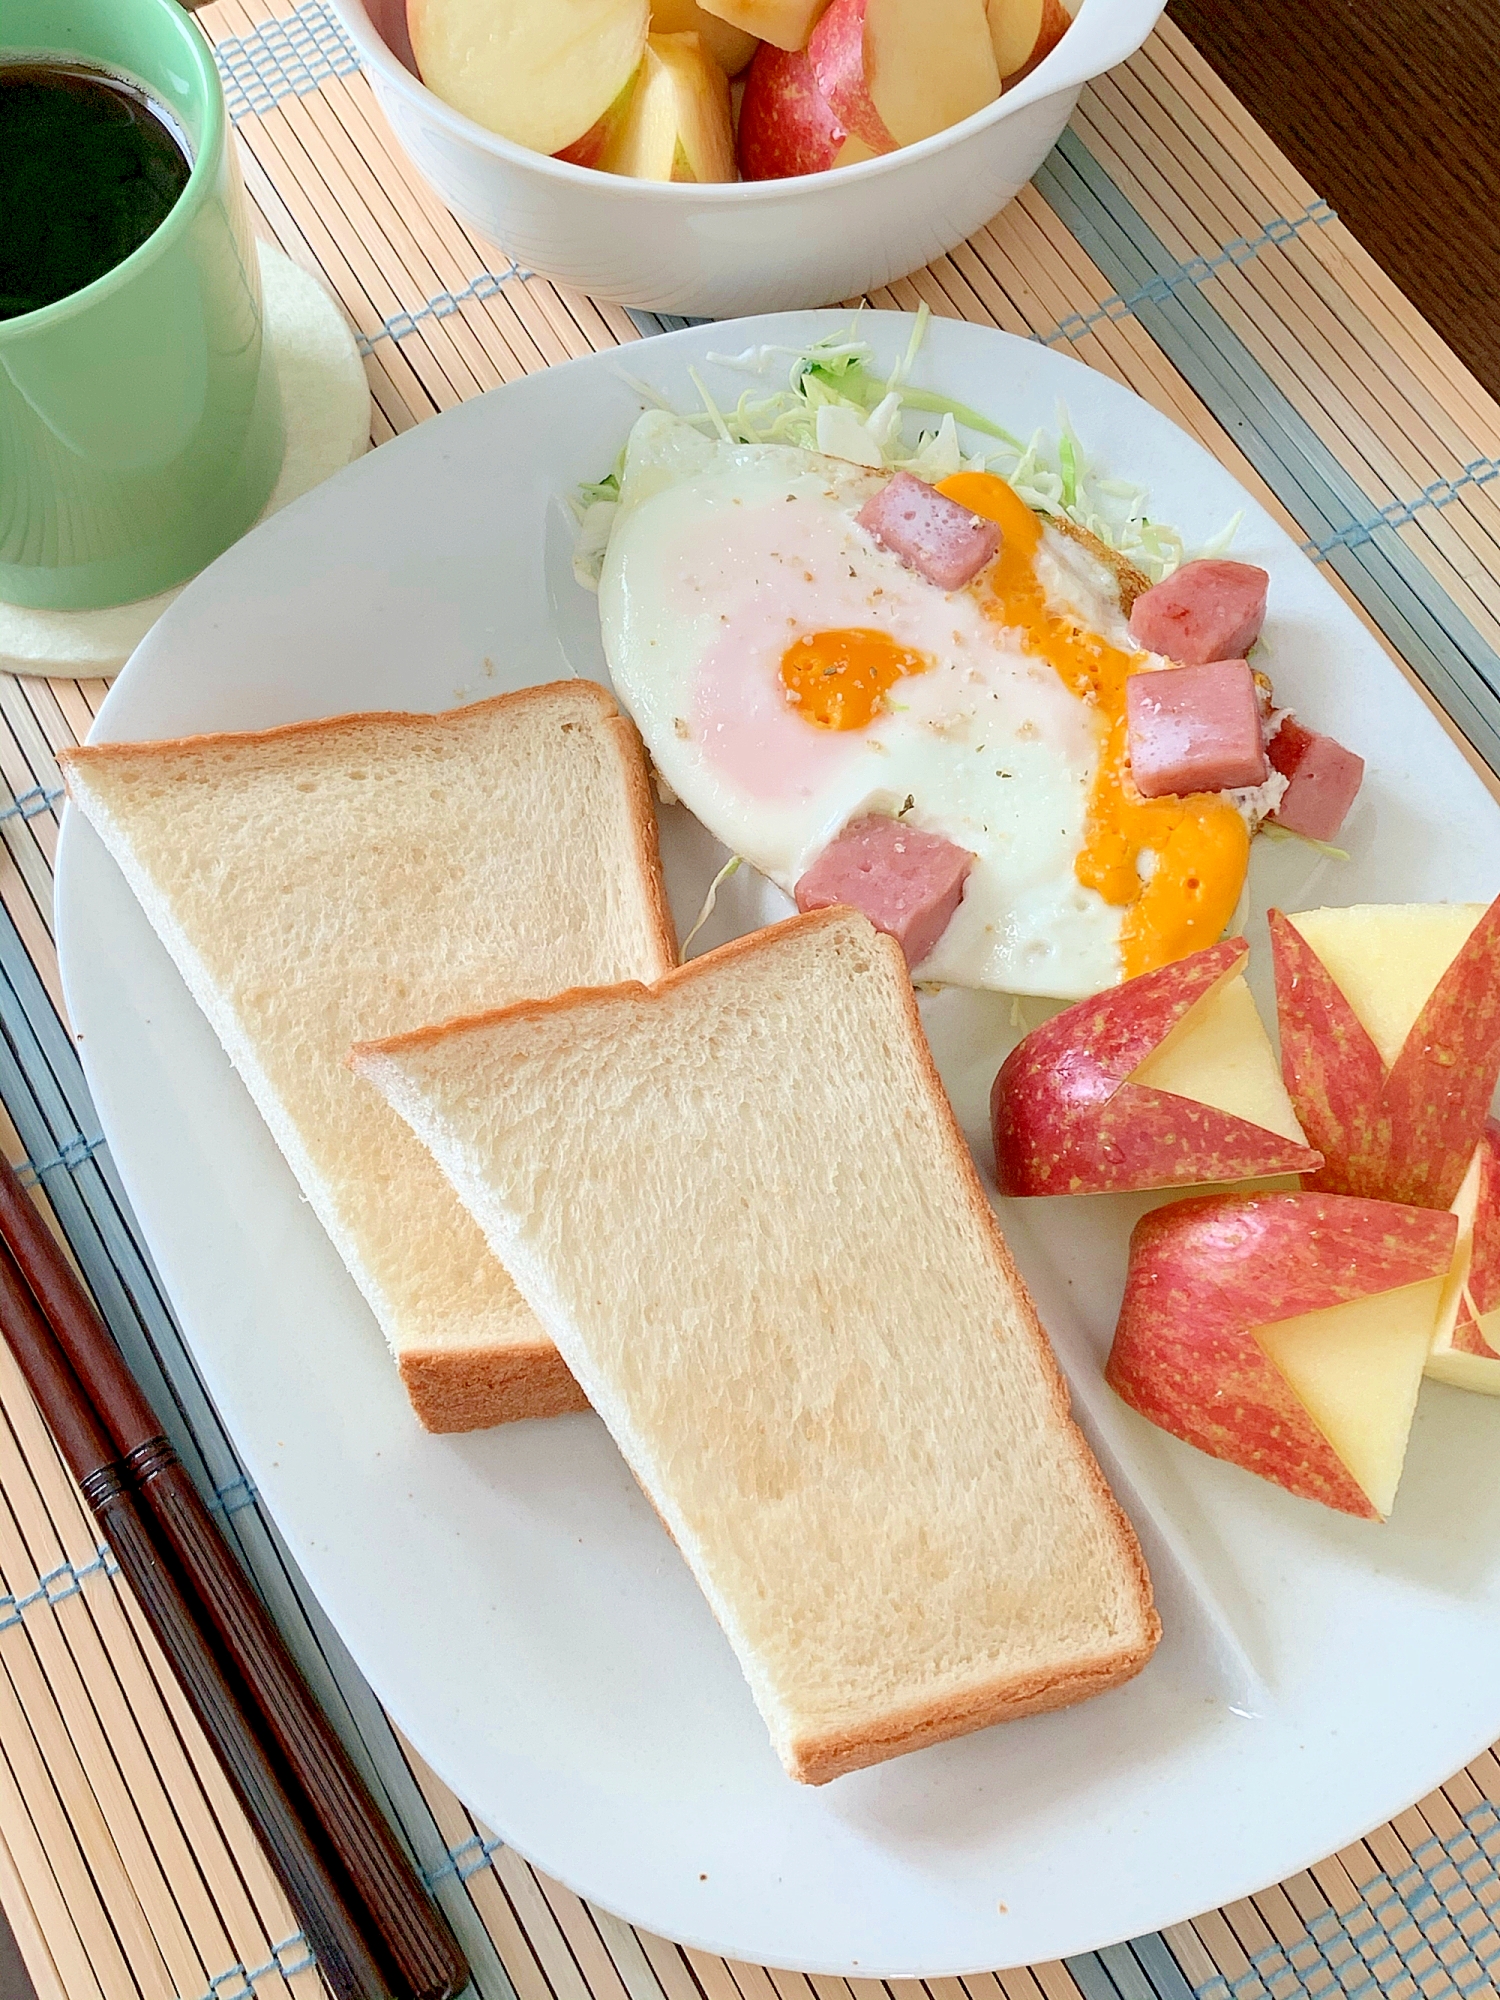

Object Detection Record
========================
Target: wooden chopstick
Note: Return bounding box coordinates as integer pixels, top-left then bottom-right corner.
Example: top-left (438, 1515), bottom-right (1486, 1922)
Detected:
top-left (0, 1158), bottom-right (469, 2000)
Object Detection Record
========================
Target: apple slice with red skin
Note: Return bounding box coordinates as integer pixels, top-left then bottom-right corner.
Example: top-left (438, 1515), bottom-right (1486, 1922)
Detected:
top-left (1107, 1191), bottom-right (1457, 1519)
top-left (807, 0), bottom-right (894, 150)
top-left (992, 937), bottom-right (1321, 1196)
top-left (1427, 1118), bottom-right (1500, 1392)
top-left (737, 42), bottom-right (870, 177)
top-left (1464, 1121), bottom-right (1500, 1335)
top-left (808, 0), bottom-right (999, 154)
top-left (556, 70), bottom-right (640, 167)
top-left (986, 0), bottom-right (1070, 84)
top-left (1270, 895), bottom-right (1500, 1210)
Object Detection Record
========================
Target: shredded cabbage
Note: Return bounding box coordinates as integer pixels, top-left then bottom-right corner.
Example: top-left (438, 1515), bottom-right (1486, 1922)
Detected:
top-left (681, 853), bottom-right (742, 956)
top-left (571, 307), bottom-right (1233, 588)
top-left (1257, 821), bottom-right (1351, 863)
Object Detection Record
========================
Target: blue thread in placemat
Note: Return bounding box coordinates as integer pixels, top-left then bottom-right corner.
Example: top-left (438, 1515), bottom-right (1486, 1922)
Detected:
top-left (424, 1831), bottom-right (506, 1890)
top-left (1185, 1809), bottom-right (1500, 2000)
top-left (0, 786), bottom-right (62, 826)
top-left (14, 1128), bottom-right (107, 1187)
top-left (0, 1546), bottom-right (119, 1632)
top-left (357, 266), bottom-right (533, 354)
top-left (186, 1933), bottom-right (315, 2000)
top-left (1045, 202), bottom-right (1334, 346)
top-left (210, 1472), bottom-right (261, 1518)
top-left (1306, 457), bottom-right (1500, 559)
top-left (215, 0), bottom-right (360, 124)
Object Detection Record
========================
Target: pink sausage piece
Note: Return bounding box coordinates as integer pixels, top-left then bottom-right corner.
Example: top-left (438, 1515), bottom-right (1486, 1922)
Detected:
top-left (1127, 659), bottom-right (1269, 798)
top-left (856, 472), bottom-right (1001, 591)
top-left (1267, 717), bottom-right (1365, 842)
top-left (795, 814), bottom-right (975, 969)
top-left (1129, 559), bottom-right (1269, 664)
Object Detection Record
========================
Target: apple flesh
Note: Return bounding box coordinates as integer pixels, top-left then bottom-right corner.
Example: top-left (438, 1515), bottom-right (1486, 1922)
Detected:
top-left (986, 0), bottom-right (1071, 83)
top-left (1271, 897), bottom-right (1500, 1210)
top-left (699, 0), bottom-right (830, 52)
top-left (992, 937), bottom-right (1321, 1196)
top-left (1106, 1191), bottom-right (1457, 1519)
top-left (651, 0), bottom-right (758, 73)
top-left (1427, 1119), bottom-right (1500, 1394)
top-left (601, 33), bottom-right (736, 181)
top-left (809, 0), bottom-right (1000, 153)
top-left (408, 0), bottom-right (649, 158)
top-left (1286, 902), bottom-right (1492, 1070)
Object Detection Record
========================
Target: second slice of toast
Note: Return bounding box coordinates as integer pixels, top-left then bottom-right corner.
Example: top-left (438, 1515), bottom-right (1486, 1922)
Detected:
top-left (354, 907), bottom-right (1159, 1781)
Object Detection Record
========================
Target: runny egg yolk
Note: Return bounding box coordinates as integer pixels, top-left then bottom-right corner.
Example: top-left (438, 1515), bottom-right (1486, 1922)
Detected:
top-left (937, 471), bottom-right (1250, 980)
top-left (780, 627), bottom-right (930, 731)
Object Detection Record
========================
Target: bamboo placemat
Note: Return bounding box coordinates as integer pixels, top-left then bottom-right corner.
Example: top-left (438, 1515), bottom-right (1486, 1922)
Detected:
top-left (3, 9), bottom-right (1500, 2000)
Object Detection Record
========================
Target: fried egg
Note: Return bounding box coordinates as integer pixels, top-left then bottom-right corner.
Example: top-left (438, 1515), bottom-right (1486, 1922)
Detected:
top-left (599, 411), bottom-right (1250, 999)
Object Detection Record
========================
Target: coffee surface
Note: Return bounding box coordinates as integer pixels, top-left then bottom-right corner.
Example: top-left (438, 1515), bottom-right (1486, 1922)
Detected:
top-left (0, 62), bottom-right (193, 320)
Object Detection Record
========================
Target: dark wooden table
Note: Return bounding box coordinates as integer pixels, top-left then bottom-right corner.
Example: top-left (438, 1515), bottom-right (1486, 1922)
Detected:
top-left (1169, 0), bottom-right (1500, 400)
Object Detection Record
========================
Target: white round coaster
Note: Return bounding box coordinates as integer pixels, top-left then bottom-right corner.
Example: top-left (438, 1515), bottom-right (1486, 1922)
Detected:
top-left (0, 243), bottom-right (370, 679)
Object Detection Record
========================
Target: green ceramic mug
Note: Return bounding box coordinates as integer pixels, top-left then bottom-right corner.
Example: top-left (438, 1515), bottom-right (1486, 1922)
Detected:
top-left (0, 0), bottom-right (284, 611)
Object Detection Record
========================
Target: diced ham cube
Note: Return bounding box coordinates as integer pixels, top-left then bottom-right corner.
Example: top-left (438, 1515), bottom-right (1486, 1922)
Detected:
top-left (795, 814), bottom-right (974, 969)
top-left (856, 472), bottom-right (1001, 591)
top-left (1129, 559), bottom-right (1269, 664)
top-left (1267, 716), bottom-right (1365, 841)
top-left (1126, 659), bottom-right (1269, 798)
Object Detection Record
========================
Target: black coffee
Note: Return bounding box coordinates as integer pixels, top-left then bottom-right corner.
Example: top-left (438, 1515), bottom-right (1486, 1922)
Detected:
top-left (0, 61), bottom-right (193, 320)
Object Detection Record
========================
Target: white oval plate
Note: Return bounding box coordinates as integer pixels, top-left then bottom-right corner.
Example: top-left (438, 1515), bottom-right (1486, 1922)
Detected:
top-left (56, 313), bottom-right (1500, 1978)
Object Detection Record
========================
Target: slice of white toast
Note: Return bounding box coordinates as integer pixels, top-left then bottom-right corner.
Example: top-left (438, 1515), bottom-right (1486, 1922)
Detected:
top-left (353, 907), bottom-right (1159, 1782)
top-left (60, 682), bottom-right (676, 1431)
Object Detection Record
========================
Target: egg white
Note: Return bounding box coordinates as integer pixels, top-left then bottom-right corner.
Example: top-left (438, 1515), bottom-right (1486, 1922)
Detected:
top-left (599, 411), bottom-right (1132, 999)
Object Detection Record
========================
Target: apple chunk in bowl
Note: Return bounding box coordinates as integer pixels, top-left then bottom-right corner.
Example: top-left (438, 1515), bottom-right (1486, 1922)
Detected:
top-left (327, 0), bottom-right (1169, 314)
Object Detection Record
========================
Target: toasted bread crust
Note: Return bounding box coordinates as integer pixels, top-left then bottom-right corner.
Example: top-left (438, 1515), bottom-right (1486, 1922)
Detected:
top-left (598, 700), bottom-right (679, 980)
top-left (60, 682), bottom-right (610, 773)
top-left (355, 907), bottom-right (1161, 1768)
top-left (399, 1342), bottom-right (590, 1431)
top-left (1047, 515), bottom-right (1152, 613)
top-left (788, 1640), bottom-right (1156, 1784)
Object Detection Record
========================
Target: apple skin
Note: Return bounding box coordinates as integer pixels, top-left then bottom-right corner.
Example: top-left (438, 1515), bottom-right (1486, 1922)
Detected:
top-left (991, 938), bottom-right (1322, 1196)
top-left (1106, 1191), bottom-right (1458, 1520)
top-left (1270, 895), bottom-right (1500, 1210)
top-left (1451, 1116), bottom-right (1500, 1357)
top-left (738, 42), bottom-right (847, 178)
top-left (994, 0), bottom-right (1070, 84)
top-left (1465, 1119), bottom-right (1500, 1321)
top-left (554, 70), bottom-right (639, 166)
top-left (807, 0), bottom-right (896, 154)
top-left (1452, 1315), bottom-right (1500, 1357)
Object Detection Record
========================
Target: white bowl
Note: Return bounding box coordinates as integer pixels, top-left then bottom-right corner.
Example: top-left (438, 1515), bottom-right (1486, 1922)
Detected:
top-left (330, 0), bottom-right (1166, 317)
